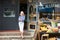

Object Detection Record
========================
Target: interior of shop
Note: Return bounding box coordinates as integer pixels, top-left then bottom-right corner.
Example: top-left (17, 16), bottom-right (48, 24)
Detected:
top-left (20, 0), bottom-right (28, 30)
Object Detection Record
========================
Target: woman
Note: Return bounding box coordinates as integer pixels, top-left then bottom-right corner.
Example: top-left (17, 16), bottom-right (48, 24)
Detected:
top-left (18, 11), bottom-right (25, 38)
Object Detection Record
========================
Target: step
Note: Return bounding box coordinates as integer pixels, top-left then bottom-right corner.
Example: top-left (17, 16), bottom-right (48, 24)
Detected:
top-left (0, 31), bottom-right (35, 40)
top-left (0, 32), bottom-right (34, 36)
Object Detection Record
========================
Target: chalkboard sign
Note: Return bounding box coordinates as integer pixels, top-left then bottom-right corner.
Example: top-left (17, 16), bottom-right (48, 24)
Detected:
top-left (30, 25), bottom-right (35, 29)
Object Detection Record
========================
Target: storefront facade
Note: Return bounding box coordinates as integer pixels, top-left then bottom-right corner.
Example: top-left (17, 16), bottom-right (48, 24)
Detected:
top-left (0, 0), bottom-right (19, 30)
top-left (0, 0), bottom-right (28, 30)
top-left (0, 0), bottom-right (60, 31)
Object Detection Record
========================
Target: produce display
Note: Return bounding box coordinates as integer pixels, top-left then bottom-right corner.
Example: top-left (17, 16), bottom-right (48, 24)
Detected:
top-left (47, 29), bottom-right (53, 33)
top-left (40, 24), bottom-right (58, 33)
top-left (52, 28), bottom-right (58, 33)
top-left (40, 24), bottom-right (48, 31)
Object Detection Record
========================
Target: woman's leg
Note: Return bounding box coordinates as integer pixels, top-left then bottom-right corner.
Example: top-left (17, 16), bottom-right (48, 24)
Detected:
top-left (19, 22), bottom-right (24, 38)
top-left (18, 22), bottom-right (21, 35)
top-left (21, 31), bottom-right (24, 38)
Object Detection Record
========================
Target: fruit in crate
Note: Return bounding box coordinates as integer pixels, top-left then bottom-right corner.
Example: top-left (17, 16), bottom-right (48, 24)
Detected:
top-left (40, 24), bottom-right (48, 31)
top-left (52, 28), bottom-right (58, 32)
top-left (47, 29), bottom-right (53, 33)
top-left (40, 27), bottom-right (48, 31)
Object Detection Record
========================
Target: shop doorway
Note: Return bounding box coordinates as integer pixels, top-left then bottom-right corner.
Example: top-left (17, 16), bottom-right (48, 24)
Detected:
top-left (20, 0), bottom-right (27, 30)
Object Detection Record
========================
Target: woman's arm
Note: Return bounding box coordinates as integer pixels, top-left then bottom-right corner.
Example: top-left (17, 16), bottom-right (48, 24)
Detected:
top-left (22, 16), bottom-right (25, 21)
top-left (18, 16), bottom-right (22, 22)
top-left (18, 16), bottom-right (25, 22)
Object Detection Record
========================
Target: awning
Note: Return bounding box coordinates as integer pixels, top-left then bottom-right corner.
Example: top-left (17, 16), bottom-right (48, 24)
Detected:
top-left (38, 7), bottom-right (54, 13)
